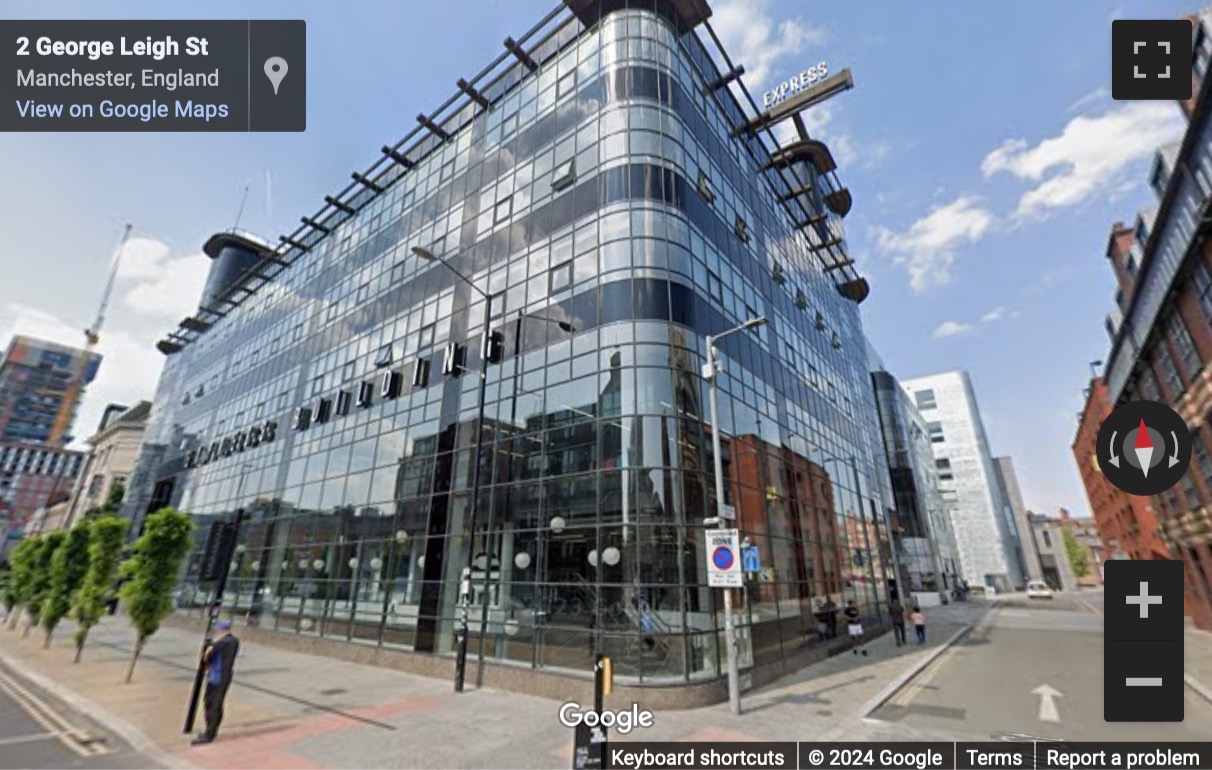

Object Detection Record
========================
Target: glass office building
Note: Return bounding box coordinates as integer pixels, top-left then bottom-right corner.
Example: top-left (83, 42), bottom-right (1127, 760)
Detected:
top-left (128, 0), bottom-right (892, 688)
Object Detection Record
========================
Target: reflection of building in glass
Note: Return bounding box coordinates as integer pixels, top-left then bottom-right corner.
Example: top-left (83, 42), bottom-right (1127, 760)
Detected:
top-left (901, 372), bottom-right (1025, 593)
top-left (871, 369), bottom-right (961, 605)
top-left (127, 1), bottom-right (891, 691)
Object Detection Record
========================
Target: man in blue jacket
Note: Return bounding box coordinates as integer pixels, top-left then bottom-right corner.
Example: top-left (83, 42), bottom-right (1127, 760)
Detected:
top-left (192, 620), bottom-right (240, 745)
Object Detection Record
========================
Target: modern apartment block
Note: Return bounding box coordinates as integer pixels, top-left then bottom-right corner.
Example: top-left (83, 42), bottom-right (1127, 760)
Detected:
top-left (123, 0), bottom-right (892, 700)
top-left (992, 456), bottom-right (1035, 584)
top-left (0, 442), bottom-right (84, 557)
top-left (901, 371), bottom-right (1025, 593)
top-left (1094, 6), bottom-right (1212, 629)
top-left (871, 368), bottom-right (963, 606)
top-left (0, 335), bottom-right (101, 447)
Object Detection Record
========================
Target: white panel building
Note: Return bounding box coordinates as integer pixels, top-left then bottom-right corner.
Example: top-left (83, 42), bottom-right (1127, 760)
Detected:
top-left (901, 371), bottom-right (1025, 592)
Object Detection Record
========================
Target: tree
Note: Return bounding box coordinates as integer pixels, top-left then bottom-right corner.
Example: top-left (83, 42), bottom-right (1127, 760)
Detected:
top-left (1062, 529), bottom-right (1090, 578)
top-left (119, 508), bottom-right (193, 683)
top-left (41, 524), bottom-right (91, 648)
top-left (3, 538), bottom-right (40, 629)
top-left (71, 516), bottom-right (128, 663)
top-left (24, 533), bottom-right (63, 637)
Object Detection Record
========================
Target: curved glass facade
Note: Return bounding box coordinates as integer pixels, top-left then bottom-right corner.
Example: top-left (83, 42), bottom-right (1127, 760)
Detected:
top-left (129, 5), bottom-right (892, 685)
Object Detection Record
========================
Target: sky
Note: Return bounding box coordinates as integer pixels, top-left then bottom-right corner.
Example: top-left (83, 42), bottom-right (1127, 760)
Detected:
top-left (0, 0), bottom-right (1195, 517)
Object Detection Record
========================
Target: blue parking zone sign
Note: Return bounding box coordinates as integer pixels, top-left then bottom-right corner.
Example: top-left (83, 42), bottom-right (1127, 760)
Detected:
top-left (742, 546), bottom-right (760, 573)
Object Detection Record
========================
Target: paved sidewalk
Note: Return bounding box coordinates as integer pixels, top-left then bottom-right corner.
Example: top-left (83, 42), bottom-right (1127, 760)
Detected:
top-left (1185, 619), bottom-right (1212, 704)
top-left (0, 602), bottom-right (986, 769)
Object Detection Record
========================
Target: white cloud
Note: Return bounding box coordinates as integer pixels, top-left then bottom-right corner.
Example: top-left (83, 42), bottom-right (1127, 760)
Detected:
top-left (933, 320), bottom-right (973, 338)
top-left (1066, 85), bottom-right (1110, 114)
top-left (115, 236), bottom-right (210, 319)
top-left (874, 195), bottom-right (995, 292)
top-left (981, 101), bottom-right (1184, 221)
top-left (0, 303), bottom-right (163, 448)
top-left (711, 0), bottom-right (827, 90)
top-left (122, 254), bottom-right (209, 318)
top-left (980, 306), bottom-right (1006, 323)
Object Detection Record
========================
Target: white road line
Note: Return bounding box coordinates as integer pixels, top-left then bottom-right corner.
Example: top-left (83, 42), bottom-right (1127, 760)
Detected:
top-left (0, 732), bottom-right (57, 747)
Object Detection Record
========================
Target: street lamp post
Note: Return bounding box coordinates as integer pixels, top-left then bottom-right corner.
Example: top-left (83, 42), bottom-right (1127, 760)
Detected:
top-left (702, 316), bottom-right (766, 717)
top-left (474, 310), bottom-right (574, 687)
top-left (413, 245), bottom-right (489, 693)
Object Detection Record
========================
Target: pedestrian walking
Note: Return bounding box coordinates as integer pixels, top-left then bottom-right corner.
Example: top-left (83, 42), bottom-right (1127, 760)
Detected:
top-left (911, 606), bottom-right (927, 644)
top-left (844, 600), bottom-right (867, 656)
top-left (888, 598), bottom-right (906, 646)
top-left (192, 620), bottom-right (240, 745)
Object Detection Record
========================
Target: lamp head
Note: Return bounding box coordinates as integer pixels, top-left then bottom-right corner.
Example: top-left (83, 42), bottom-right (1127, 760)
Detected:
top-left (411, 245), bottom-right (438, 261)
top-left (744, 317), bottom-right (767, 330)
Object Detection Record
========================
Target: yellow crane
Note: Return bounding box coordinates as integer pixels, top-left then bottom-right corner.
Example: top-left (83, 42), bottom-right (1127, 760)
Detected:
top-left (47, 223), bottom-right (132, 446)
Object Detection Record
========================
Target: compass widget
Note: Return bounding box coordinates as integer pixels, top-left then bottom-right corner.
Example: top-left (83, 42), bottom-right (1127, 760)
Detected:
top-left (1097, 400), bottom-right (1192, 496)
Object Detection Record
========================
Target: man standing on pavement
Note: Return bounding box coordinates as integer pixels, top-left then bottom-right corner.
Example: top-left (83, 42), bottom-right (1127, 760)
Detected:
top-left (888, 597), bottom-right (906, 646)
top-left (193, 620), bottom-right (239, 745)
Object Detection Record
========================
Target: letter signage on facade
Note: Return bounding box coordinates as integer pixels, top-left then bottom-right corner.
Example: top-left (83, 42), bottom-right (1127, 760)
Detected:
top-left (762, 62), bottom-right (829, 108)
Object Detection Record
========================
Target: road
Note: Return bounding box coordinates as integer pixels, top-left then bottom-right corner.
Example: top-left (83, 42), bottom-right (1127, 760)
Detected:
top-left (0, 660), bottom-right (159, 770)
top-left (868, 592), bottom-right (1212, 741)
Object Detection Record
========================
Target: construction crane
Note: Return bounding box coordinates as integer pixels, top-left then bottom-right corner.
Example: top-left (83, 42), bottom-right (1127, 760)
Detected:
top-left (47, 223), bottom-right (132, 446)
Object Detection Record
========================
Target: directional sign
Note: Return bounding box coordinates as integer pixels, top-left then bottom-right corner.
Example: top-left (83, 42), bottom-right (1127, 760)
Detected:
top-left (742, 546), bottom-right (760, 573)
top-left (706, 529), bottom-right (742, 587)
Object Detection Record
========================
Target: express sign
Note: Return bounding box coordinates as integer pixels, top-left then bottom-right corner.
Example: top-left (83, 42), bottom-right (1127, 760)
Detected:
top-left (762, 62), bottom-right (829, 109)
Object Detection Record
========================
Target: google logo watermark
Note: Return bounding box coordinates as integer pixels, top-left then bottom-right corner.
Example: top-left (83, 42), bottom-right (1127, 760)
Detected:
top-left (558, 703), bottom-right (655, 734)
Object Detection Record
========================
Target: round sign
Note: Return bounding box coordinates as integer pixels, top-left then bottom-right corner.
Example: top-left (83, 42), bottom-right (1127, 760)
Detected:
top-left (712, 545), bottom-right (734, 571)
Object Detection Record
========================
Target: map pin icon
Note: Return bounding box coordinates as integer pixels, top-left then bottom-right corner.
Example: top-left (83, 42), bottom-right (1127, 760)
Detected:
top-left (264, 57), bottom-right (288, 95)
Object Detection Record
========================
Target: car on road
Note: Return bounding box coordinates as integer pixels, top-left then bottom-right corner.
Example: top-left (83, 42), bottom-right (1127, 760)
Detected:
top-left (1026, 580), bottom-right (1054, 599)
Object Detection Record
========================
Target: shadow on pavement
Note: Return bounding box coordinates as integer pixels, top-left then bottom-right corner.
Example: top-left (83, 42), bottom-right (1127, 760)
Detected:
top-left (92, 639), bottom-right (398, 731)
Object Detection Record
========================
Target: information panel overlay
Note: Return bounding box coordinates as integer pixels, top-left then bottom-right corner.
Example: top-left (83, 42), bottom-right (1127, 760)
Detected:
top-left (597, 742), bottom-right (1212, 770)
top-left (0, 20), bottom-right (305, 131)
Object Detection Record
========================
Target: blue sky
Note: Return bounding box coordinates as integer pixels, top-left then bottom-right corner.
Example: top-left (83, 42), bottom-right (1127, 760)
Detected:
top-left (0, 0), bottom-right (1194, 515)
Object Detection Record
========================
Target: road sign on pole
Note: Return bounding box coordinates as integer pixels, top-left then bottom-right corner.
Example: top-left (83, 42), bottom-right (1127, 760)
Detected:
top-left (707, 529), bottom-right (742, 587)
top-left (742, 546), bottom-right (760, 573)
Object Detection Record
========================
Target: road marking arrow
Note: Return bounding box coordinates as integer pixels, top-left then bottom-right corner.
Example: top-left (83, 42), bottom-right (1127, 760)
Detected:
top-left (1032, 684), bottom-right (1063, 723)
top-left (1169, 431), bottom-right (1181, 468)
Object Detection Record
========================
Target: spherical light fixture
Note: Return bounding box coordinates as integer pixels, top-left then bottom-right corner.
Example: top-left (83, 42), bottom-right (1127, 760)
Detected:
top-left (549, 516), bottom-right (566, 534)
top-left (297, 558), bottom-right (308, 571)
top-left (395, 530), bottom-right (409, 544)
top-left (514, 552), bottom-right (532, 570)
top-left (250, 560), bottom-right (261, 572)
top-left (603, 547), bottom-right (621, 566)
top-left (369, 557), bottom-right (383, 570)
top-left (312, 559), bottom-right (325, 571)
top-left (587, 549), bottom-right (599, 568)
top-left (418, 555), bottom-right (426, 568)
top-left (349, 557), bottom-right (359, 569)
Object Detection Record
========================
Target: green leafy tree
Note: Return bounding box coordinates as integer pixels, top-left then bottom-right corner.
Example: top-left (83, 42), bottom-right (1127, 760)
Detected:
top-left (41, 525), bottom-right (91, 648)
top-left (71, 516), bottom-right (128, 663)
top-left (3, 538), bottom-right (40, 629)
top-left (119, 508), bottom-right (193, 683)
top-left (1062, 529), bottom-right (1090, 578)
top-left (24, 533), bottom-right (63, 637)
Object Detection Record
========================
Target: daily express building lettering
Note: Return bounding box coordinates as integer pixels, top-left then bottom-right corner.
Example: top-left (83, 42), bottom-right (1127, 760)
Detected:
top-left (125, 0), bottom-right (892, 703)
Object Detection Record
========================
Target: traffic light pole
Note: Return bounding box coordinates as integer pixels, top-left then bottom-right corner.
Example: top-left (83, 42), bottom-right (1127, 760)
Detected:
top-left (184, 507), bottom-right (244, 734)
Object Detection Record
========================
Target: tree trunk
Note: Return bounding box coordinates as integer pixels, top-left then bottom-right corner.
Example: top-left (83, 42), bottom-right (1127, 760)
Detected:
top-left (74, 637), bottom-right (84, 663)
top-left (125, 635), bottom-right (144, 684)
top-left (22, 619), bottom-right (32, 638)
top-left (6, 611), bottom-right (18, 631)
top-left (43, 626), bottom-right (54, 649)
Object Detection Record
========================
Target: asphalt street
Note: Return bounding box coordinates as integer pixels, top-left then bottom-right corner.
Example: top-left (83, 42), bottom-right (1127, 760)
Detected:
top-left (869, 593), bottom-right (1212, 741)
top-left (0, 660), bottom-right (158, 770)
